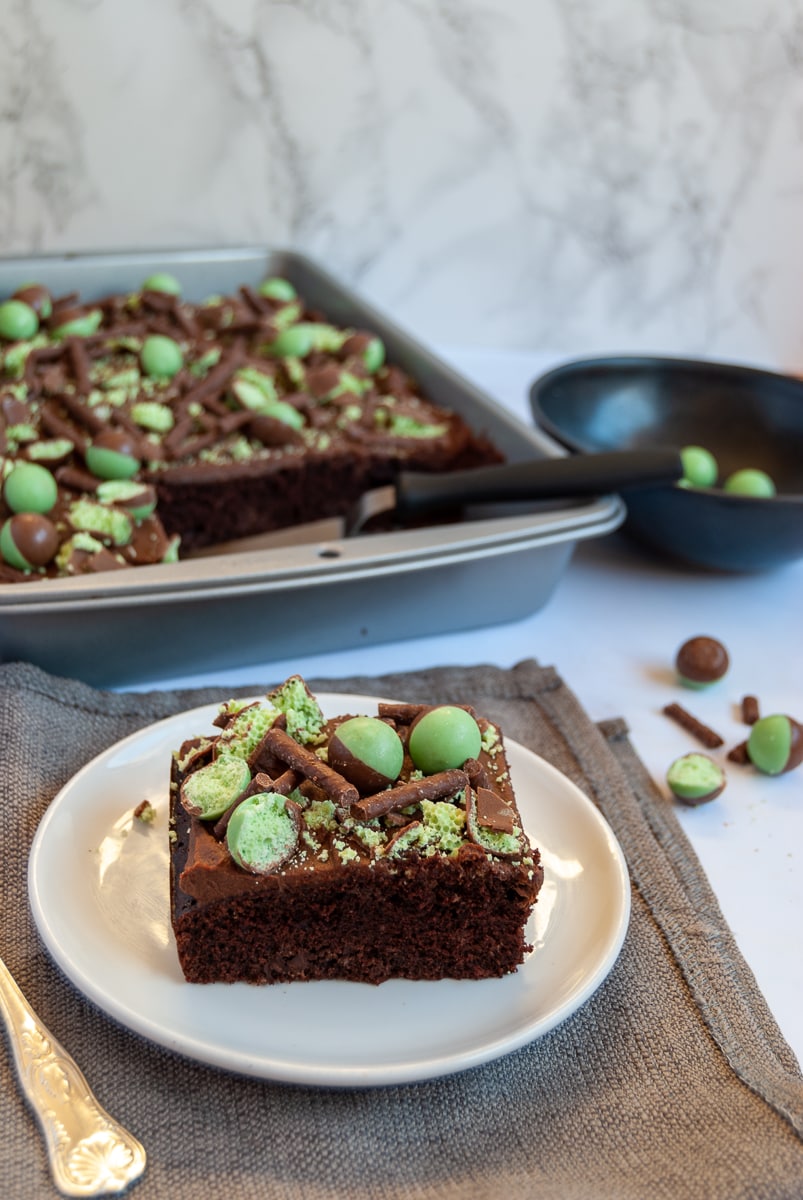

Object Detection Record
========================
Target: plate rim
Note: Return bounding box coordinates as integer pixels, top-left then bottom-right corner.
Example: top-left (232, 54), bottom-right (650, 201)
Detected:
top-left (28, 692), bottom-right (631, 1087)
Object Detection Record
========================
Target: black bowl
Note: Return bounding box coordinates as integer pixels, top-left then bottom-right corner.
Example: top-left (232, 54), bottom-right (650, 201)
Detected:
top-left (529, 356), bottom-right (803, 572)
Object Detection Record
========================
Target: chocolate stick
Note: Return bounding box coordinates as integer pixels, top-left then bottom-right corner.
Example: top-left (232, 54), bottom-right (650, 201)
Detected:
top-left (351, 769), bottom-right (469, 822)
top-left (263, 726), bottom-right (358, 806)
top-left (662, 702), bottom-right (724, 749)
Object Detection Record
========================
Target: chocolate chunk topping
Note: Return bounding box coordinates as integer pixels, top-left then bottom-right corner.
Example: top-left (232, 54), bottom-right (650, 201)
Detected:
top-left (473, 786), bottom-right (515, 834)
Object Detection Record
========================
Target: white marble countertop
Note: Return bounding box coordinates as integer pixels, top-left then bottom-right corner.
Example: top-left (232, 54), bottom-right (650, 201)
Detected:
top-left (132, 346), bottom-right (803, 1069)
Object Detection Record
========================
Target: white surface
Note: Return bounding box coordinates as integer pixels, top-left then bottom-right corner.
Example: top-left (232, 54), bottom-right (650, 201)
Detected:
top-left (28, 694), bottom-right (629, 1087)
top-left (126, 346), bottom-right (803, 1072)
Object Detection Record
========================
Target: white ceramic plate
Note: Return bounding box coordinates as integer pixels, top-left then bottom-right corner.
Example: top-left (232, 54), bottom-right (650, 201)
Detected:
top-left (28, 693), bottom-right (630, 1088)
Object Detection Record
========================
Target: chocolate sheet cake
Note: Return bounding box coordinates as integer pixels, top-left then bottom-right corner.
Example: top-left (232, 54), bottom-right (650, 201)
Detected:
top-left (169, 676), bottom-right (543, 986)
top-left (0, 272), bottom-right (502, 582)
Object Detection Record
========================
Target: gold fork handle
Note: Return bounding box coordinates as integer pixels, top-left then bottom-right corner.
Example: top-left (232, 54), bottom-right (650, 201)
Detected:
top-left (0, 956), bottom-right (146, 1196)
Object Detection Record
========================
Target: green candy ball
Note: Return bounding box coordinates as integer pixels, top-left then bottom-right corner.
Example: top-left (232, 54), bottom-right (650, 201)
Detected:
top-left (0, 299), bottom-right (39, 341)
top-left (723, 468), bottom-right (776, 498)
top-left (258, 277), bottom-right (297, 302)
top-left (3, 462), bottom-right (58, 514)
top-left (85, 445), bottom-right (140, 481)
top-left (268, 324), bottom-right (315, 359)
top-left (140, 334), bottom-right (184, 379)
top-left (679, 445), bottom-right (718, 488)
top-left (408, 706), bottom-right (483, 775)
top-left (362, 337), bottom-right (386, 374)
top-left (666, 753), bottom-right (726, 805)
top-left (330, 716), bottom-right (404, 784)
top-left (142, 272), bottom-right (182, 296)
top-left (747, 714), bottom-right (803, 775)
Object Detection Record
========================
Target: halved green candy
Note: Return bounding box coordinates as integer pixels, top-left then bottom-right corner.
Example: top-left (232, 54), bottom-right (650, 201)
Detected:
top-left (226, 792), bottom-right (301, 873)
top-left (747, 714), bottom-right (803, 775)
top-left (408, 706), bottom-right (482, 775)
top-left (666, 753), bottom-right (726, 805)
top-left (180, 755), bottom-right (251, 820)
top-left (142, 272), bottom-right (182, 296)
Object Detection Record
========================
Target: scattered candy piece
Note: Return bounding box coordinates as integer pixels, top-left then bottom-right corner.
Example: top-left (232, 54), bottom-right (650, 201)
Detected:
top-left (675, 635), bottom-right (729, 688)
top-left (741, 695), bottom-right (760, 725)
top-left (746, 714), bottom-right (803, 775)
top-left (0, 298), bottom-right (39, 341)
top-left (3, 462), bottom-right (58, 514)
top-left (96, 480), bottom-right (157, 519)
top-left (226, 791), bottom-right (301, 874)
top-left (328, 716), bottom-right (404, 794)
top-left (662, 702), bottom-right (724, 748)
top-left (723, 468), bottom-right (776, 497)
top-left (679, 445), bottom-right (718, 488)
top-left (133, 799), bottom-right (156, 824)
top-left (408, 706), bottom-right (483, 774)
top-left (666, 753), bottom-right (726, 805)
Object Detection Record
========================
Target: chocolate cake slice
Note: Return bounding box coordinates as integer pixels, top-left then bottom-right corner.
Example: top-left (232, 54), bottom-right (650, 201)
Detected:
top-left (169, 676), bottom-right (543, 985)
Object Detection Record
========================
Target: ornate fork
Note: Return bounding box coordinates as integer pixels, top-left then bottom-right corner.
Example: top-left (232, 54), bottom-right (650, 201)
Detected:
top-left (0, 955), bottom-right (146, 1196)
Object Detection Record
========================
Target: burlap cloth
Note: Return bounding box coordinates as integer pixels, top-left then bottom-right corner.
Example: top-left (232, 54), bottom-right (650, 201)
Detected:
top-left (2, 658), bottom-right (802, 1200)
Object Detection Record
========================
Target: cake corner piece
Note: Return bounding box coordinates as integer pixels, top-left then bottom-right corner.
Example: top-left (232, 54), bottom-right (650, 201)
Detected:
top-left (169, 676), bottom-right (544, 986)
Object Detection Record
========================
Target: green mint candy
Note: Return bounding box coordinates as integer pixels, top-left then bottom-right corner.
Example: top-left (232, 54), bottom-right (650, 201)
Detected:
top-left (747, 714), bottom-right (803, 775)
top-left (180, 755), bottom-right (252, 820)
top-left (258, 277), bottom-right (297, 302)
top-left (723, 468), bottom-right (776, 497)
top-left (142, 272), bottom-right (182, 296)
top-left (3, 462), bottom-right (58, 514)
top-left (679, 445), bottom-right (718, 488)
top-left (52, 309), bottom-right (103, 338)
top-left (408, 706), bottom-right (483, 774)
top-left (329, 716), bottom-right (404, 790)
top-left (140, 334), bottom-right (183, 379)
top-left (666, 753), bottom-right (726, 805)
top-left (0, 299), bottom-right (39, 341)
top-left (226, 792), bottom-right (300, 873)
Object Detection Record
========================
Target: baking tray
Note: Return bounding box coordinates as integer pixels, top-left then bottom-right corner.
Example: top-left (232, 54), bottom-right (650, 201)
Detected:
top-left (0, 247), bottom-right (625, 685)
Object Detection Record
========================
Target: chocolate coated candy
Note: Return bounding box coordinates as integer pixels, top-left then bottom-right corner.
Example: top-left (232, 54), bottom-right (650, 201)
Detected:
top-left (13, 283), bottom-right (53, 318)
top-left (0, 512), bottom-right (59, 568)
top-left (85, 430), bottom-right (141, 481)
top-left (675, 635), bottom-right (729, 687)
top-left (142, 272), bottom-right (182, 296)
top-left (408, 706), bottom-right (483, 775)
top-left (181, 755), bottom-right (252, 820)
top-left (666, 753), bottom-right (726, 805)
top-left (746, 714), bottom-right (803, 775)
top-left (328, 716), bottom-right (404, 794)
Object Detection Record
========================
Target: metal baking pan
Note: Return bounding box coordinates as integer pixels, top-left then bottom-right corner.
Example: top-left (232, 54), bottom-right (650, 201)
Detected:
top-left (0, 247), bottom-right (625, 685)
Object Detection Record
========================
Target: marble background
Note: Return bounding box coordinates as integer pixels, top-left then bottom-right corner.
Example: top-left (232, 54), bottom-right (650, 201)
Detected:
top-left (2, 0), bottom-right (803, 368)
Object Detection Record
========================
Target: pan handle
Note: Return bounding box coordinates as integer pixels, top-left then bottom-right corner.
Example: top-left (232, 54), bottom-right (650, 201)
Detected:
top-left (394, 447), bottom-right (683, 518)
